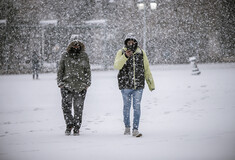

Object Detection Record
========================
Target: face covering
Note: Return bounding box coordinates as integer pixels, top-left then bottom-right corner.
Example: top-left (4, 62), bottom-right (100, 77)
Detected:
top-left (70, 47), bottom-right (81, 53)
top-left (127, 44), bottom-right (137, 52)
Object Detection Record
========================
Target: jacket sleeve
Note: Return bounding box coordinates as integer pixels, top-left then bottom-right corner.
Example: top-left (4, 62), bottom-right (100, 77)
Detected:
top-left (57, 54), bottom-right (65, 87)
top-left (84, 54), bottom-right (91, 87)
top-left (143, 50), bottom-right (155, 91)
top-left (114, 49), bottom-right (128, 70)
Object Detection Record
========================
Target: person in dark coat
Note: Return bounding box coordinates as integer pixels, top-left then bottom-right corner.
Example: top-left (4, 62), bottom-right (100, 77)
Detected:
top-left (32, 52), bottom-right (40, 79)
top-left (57, 37), bottom-right (91, 136)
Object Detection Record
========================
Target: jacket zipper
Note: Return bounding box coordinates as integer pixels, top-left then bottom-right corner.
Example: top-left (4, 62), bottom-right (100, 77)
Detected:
top-left (133, 54), bottom-right (136, 89)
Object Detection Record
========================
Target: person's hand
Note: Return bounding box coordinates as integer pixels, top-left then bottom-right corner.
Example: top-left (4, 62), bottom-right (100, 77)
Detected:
top-left (125, 50), bottom-right (133, 57)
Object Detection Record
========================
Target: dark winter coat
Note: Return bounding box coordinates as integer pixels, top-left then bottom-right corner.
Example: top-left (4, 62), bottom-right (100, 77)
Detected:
top-left (57, 41), bottom-right (91, 92)
top-left (32, 54), bottom-right (40, 70)
top-left (114, 47), bottom-right (155, 91)
top-left (117, 48), bottom-right (145, 89)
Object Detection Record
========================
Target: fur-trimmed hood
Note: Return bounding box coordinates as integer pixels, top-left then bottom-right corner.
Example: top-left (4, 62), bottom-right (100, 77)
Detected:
top-left (67, 40), bottom-right (85, 53)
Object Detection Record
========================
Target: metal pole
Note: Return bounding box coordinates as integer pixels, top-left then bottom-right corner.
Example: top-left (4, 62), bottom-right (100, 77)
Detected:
top-left (143, 3), bottom-right (147, 51)
top-left (41, 27), bottom-right (44, 67)
top-left (3, 21), bottom-right (8, 74)
top-left (5, 27), bottom-right (8, 74)
top-left (103, 22), bottom-right (108, 70)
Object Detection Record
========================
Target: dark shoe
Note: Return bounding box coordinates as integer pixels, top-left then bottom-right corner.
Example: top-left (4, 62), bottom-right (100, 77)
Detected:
top-left (73, 128), bottom-right (80, 136)
top-left (65, 125), bottom-right (73, 136)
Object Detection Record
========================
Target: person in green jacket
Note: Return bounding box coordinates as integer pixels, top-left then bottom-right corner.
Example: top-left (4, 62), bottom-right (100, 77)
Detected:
top-left (57, 37), bottom-right (91, 136)
top-left (114, 33), bottom-right (155, 137)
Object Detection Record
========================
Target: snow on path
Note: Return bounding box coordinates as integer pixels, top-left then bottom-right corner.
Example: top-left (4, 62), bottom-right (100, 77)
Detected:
top-left (0, 63), bottom-right (235, 160)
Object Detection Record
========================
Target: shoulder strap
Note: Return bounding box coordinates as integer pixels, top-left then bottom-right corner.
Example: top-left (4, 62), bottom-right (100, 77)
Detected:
top-left (138, 47), bottom-right (143, 56)
top-left (121, 49), bottom-right (125, 55)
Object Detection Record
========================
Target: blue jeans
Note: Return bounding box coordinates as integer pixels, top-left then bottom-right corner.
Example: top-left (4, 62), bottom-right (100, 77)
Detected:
top-left (121, 89), bottom-right (143, 130)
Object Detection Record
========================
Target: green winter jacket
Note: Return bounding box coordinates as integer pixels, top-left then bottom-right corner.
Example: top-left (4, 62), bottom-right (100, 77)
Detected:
top-left (114, 47), bottom-right (155, 91)
top-left (57, 41), bottom-right (91, 92)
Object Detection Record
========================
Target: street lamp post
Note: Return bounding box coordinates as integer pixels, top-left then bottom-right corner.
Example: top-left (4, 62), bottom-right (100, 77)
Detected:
top-left (137, 0), bottom-right (157, 51)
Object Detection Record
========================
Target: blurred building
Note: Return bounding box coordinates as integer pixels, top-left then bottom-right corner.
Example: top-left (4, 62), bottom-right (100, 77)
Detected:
top-left (0, 0), bottom-right (234, 74)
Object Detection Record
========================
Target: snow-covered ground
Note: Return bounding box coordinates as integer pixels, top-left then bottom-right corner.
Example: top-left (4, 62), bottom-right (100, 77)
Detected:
top-left (0, 63), bottom-right (235, 160)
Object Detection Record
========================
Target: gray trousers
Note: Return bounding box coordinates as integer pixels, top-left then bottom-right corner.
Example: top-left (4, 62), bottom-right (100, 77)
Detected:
top-left (60, 88), bottom-right (87, 129)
